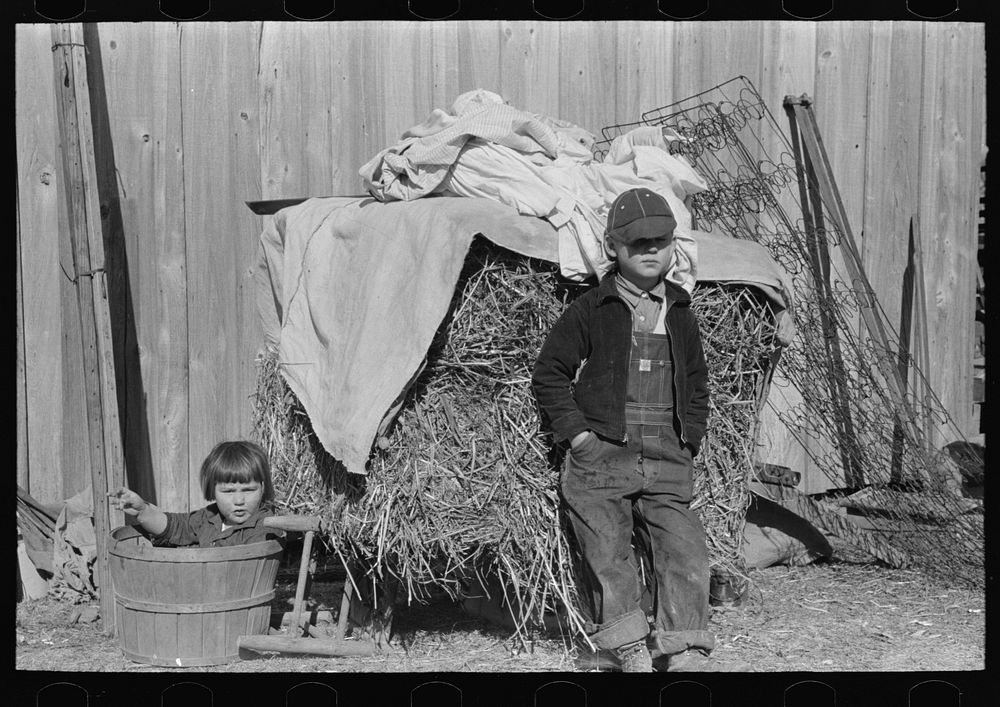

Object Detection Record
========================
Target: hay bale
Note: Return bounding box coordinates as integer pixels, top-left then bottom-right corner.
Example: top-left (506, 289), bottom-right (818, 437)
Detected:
top-left (252, 237), bottom-right (780, 636)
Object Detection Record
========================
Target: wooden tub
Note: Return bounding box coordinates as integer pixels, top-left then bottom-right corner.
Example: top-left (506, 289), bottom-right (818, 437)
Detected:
top-left (108, 526), bottom-right (283, 667)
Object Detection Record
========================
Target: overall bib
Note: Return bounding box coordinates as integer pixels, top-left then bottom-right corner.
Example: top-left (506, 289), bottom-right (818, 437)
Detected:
top-left (561, 330), bottom-right (714, 655)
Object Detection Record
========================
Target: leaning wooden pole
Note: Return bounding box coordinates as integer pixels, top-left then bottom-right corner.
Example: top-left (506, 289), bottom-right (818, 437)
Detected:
top-left (51, 22), bottom-right (126, 635)
top-left (784, 104), bottom-right (867, 487)
top-left (784, 95), bottom-right (929, 484)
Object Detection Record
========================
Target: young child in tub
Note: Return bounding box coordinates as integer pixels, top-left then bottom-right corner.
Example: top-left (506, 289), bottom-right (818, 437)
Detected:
top-left (109, 440), bottom-right (281, 548)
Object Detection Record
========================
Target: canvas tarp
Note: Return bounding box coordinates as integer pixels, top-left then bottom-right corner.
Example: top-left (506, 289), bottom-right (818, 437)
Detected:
top-left (360, 96), bottom-right (706, 289)
top-left (255, 195), bottom-right (795, 475)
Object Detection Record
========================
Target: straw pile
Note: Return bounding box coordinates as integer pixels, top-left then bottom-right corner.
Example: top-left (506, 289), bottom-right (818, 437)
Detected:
top-left (252, 237), bottom-right (780, 636)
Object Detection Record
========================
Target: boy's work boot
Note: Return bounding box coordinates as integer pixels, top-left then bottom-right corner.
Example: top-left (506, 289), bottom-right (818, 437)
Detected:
top-left (614, 640), bottom-right (654, 672)
top-left (661, 649), bottom-right (752, 672)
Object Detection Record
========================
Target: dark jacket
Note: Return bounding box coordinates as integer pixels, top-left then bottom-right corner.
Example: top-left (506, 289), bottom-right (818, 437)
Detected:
top-left (532, 273), bottom-right (710, 453)
top-left (151, 505), bottom-right (281, 548)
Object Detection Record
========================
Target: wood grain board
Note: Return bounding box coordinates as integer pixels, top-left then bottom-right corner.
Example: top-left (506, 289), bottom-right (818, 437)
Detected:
top-left (51, 21), bottom-right (127, 633)
top-left (672, 21), bottom-right (765, 106)
top-left (16, 25), bottom-right (65, 500)
top-left (180, 22), bottom-right (263, 509)
top-left (557, 22), bottom-right (618, 136)
top-left (917, 23), bottom-right (984, 443)
top-left (755, 22), bottom-right (819, 489)
top-left (259, 22), bottom-right (335, 201)
top-left (613, 21), bottom-right (678, 128)
top-left (498, 21), bottom-right (561, 118)
top-left (862, 22), bottom-right (924, 336)
top-left (94, 23), bottom-right (187, 508)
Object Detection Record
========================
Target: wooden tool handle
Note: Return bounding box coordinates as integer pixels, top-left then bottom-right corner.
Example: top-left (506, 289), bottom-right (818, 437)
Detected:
top-left (263, 515), bottom-right (321, 533)
top-left (238, 634), bottom-right (378, 657)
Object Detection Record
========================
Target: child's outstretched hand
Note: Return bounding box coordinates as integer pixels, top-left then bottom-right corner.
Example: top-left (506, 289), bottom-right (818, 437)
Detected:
top-left (107, 488), bottom-right (148, 516)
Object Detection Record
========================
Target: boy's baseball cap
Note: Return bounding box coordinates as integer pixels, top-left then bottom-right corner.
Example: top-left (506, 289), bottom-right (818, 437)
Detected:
top-left (605, 187), bottom-right (677, 244)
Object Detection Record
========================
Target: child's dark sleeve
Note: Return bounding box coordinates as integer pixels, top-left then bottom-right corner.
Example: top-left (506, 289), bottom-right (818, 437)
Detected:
top-left (684, 310), bottom-right (711, 454)
top-left (150, 509), bottom-right (206, 547)
top-left (532, 300), bottom-right (591, 444)
top-left (239, 516), bottom-right (284, 546)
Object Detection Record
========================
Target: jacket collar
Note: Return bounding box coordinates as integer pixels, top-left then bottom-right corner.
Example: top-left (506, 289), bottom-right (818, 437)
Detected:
top-left (596, 270), bottom-right (691, 307)
top-left (206, 504), bottom-right (267, 531)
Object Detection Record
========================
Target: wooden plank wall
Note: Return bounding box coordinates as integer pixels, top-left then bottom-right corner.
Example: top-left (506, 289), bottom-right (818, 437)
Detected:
top-left (180, 23), bottom-right (265, 509)
top-left (17, 26), bottom-right (71, 502)
top-left (916, 22), bottom-right (985, 446)
top-left (808, 22), bottom-right (874, 492)
top-left (754, 22), bottom-right (819, 490)
top-left (16, 20), bottom-right (985, 506)
top-left (89, 23), bottom-right (188, 507)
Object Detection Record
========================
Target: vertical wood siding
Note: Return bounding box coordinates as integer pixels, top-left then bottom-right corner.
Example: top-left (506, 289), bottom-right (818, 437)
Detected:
top-left (15, 21), bottom-right (985, 505)
top-left (754, 22), bottom-right (818, 488)
top-left (805, 22), bottom-right (875, 492)
top-left (180, 23), bottom-right (264, 509)
top-left (613, 21), bottom-right (678, 123)
top-left (558, 22), bottom-right (618, 134)
top-left (917, 23), bottom-right (984, 443)
top-left (17, 25), bottom-right (71, 501)
top-left (94, 23), bottom-right (187, 507)
top-left (499, 22), bottom-right (561, 120)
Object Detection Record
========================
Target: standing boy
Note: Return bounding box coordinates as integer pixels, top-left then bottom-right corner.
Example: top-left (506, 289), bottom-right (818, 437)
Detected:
top-left (533, 187), bottom-right (720, 672)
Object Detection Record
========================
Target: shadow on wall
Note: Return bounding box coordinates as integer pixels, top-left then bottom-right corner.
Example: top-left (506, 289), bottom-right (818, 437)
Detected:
top-left (82, 25), bottom-right (156, 503)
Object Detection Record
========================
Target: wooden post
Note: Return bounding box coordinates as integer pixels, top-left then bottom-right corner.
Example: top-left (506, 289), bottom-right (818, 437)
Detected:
top-left (51, 22), bottom-right (125, 635)
top-left (784, 95), bottom-right (929, 478)
top-left (786, 105), bottom-right (867, 487)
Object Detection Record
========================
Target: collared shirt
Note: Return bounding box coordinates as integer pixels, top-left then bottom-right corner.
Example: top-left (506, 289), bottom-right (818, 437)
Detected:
top-left (151, 505), bottom-right (280, 548)
top-left (615, 273), bottom-right (668, 334)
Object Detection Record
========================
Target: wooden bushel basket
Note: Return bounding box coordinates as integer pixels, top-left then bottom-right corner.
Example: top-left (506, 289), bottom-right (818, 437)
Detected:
top-left (108, 527), bottom-right (283, 667)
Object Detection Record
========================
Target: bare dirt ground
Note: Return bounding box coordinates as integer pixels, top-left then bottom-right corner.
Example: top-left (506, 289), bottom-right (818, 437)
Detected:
top-left (16, 547), bottom-right (984, 674)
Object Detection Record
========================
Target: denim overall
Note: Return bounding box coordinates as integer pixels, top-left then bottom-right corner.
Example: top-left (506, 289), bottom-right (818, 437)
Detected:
top-left (562, 329), bottom-right (714, 656)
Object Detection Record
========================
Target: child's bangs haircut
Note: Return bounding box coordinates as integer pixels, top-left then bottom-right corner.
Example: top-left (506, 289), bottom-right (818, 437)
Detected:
top-left (200, 440), bottom-right (274, 503)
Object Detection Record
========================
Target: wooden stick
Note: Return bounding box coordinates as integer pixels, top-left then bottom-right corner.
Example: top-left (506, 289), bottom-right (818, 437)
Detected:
top-left (263, 515), bottom-right (321, 534)
top-left (288, 529), bottom-right (314, 637)
top-left (51, 22), bottom-right (126, 635)
top-left (783, 102), bottom-right (865, 486)
top-left (785, 95), bottom-right (928, 479)
top-left (335, 577), bottom-right (352, 640)
top-left (237, 635), bottom-right (378, 657)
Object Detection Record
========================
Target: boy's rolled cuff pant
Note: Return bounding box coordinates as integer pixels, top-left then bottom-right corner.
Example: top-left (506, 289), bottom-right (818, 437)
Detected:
top-left (561, 331), bottom-right (715, 657)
